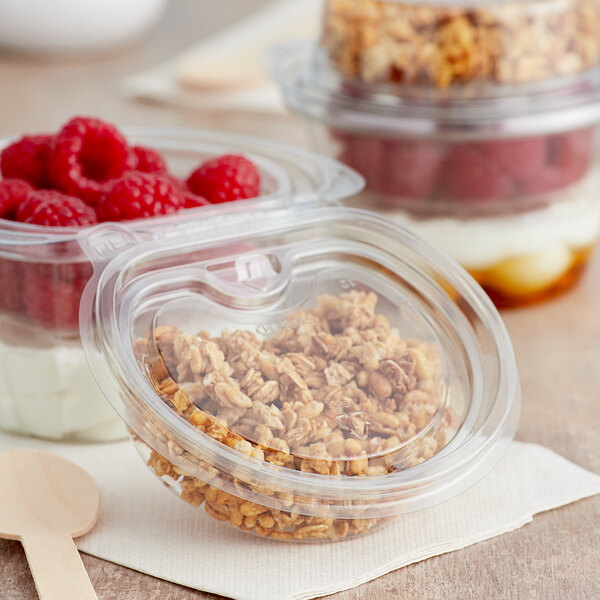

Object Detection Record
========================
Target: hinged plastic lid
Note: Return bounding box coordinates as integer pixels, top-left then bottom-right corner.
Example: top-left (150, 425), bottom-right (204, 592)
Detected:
top-left (0, 126), bottom-right (364, 250)
top-left (271, 41), bottom-right (600, 139)
top-left (80, 206), bottom-right (520, 518)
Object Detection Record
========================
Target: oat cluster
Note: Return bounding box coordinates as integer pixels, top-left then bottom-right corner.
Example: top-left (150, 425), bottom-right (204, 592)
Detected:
top-left (140, 290), bottom-right (455, 541)
top-left (323, 0), bottom-right (600, 87)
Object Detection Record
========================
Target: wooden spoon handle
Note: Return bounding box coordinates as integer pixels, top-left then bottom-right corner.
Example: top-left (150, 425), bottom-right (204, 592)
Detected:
top-left (21, 531), bottom-right (97, 600)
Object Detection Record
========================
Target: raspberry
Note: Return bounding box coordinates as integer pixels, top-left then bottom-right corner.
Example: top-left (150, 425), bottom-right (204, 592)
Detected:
top-left (0, 134), bottom-right (53, 188)
top-left (50, 116), bottom-right (136, 205)
top-left (336, 132), bottom-right (445, 203)
top-left (441, 144), bottom-right (514, 202)
top-left (23, 269), bottom-right (88, 331)
top-left (483, 137), bottom-right (547, 181)
top-left (0, 179), bottom-right (33, 220)
top-left (0, 258), bottom-right (26, 315)
top-left (21, 259), bottom-right (93, 331)
top-left (381, 139), bottom-right (446, 201)
top-left (27, 260), bottom-right (94, 284)
top-left (18, 190), bottom-right (97, 227)
top-left (548, 129), bottom-right (594, 185)
top-left (15, 193), bottom-right (40, 222)
top-left (337, 133), bottom-right (386, 191)
top-left (187, 154), bottom-right (260, 204)
top-left (520, 167), bottom-right (572, 196)
top-left (182, 190), bottom-right (210, 209)
top-left (521, 129), bottom-right (595, 196)
top-left (133, 145), bottom-right (167, 174)
top-left (96, 172), bottom-right (183, 222)
top-left (163, 175), bottom-right (209, 207)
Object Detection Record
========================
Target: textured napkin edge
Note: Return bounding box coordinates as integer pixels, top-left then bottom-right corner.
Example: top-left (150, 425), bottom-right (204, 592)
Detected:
top-left (290, 508), bottom-right (592, 600)
top-left (121, 67), bottom-right (285, 114)
top-left (286, 444), bottom-right (600, 600)
top-left (121, 0), bottom-right (318, 114)
top-left (289, 518), bottom-right (536, 600)
top-left (3, 432), bottom-right (597, 600)
top-left (76, 468), bottom-right (600, 600)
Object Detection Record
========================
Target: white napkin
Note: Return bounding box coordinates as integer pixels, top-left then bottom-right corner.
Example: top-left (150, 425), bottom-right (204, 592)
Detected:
top-left (1, 431), bottom-right (598, 600)
top-left (123, 0), bottom-right (320, 114)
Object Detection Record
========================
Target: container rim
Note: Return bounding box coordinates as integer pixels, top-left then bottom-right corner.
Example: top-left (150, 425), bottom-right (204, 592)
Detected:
top-left (80, 205), bottom-right (521, 518)
top-left (270, 41), bottom-right (600, 140)
top-left (0, 125), bottom-right (364, 246)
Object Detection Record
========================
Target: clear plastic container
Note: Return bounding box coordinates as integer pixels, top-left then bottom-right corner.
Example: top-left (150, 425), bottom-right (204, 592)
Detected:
top-left (79, 205), bottom-right (520, 542)
top-left (322, 0), bottom-right (600, 88)
top-left (271, 41), bottom-right (600, 307)
top-left (0, 128), bottom-right (361, 441)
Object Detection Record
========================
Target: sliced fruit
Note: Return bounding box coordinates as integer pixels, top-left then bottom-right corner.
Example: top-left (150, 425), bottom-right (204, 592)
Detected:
top-left (484, 245), bottom-right (574, 297)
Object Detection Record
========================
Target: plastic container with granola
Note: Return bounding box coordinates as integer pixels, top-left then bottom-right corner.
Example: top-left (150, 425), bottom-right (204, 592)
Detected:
top-left (322, 0), bottom-right (600, 88)
top-left (272, 41), bottom-right (600, 307)
top-left (78, 205), bottom-right (520, 542)
top-left (0, 124), bottom-right (361, 442)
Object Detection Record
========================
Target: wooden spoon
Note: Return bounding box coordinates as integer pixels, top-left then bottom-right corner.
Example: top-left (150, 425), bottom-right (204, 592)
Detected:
top-left (0, 450), bottom-right (100, 600)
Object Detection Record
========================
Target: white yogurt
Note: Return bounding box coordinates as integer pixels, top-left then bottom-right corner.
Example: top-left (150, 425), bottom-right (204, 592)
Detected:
top-left (0, 335), bottom-right (125, 442)
top-left (377, 177), bottom-right (600, 271)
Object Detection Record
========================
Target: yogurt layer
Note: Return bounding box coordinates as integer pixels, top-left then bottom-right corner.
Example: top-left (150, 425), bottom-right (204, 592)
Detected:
top-left (0, 337), bottom-right (126, 441)
top-left (378, 178), bottom-right (600, 271)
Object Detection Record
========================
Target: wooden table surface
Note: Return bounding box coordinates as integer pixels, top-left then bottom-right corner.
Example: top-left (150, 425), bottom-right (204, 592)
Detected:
top-left (0, 2), bottom-right (598, 598)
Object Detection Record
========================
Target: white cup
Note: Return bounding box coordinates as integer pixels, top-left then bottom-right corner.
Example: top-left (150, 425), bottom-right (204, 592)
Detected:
top-left (0, 0), bottom-right (168, 53)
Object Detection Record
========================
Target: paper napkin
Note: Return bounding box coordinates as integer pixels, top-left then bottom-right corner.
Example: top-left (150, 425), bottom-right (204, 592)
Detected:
top-left (123, 0), bottom-right (320, 114)
top-left (1, 432), bottom-right (598, 600)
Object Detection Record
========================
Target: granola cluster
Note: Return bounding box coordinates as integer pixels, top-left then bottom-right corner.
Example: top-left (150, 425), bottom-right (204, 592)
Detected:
top-left (323, 0), bottom-right (600, 87)
top-left (139, 290), bottom-right (455, 541)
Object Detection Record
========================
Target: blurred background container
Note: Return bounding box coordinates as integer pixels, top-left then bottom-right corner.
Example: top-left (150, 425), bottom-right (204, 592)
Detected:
top-left (271, 0), bottom-right (600, 308)
top-left (0, 0), bottom-right (167, 53)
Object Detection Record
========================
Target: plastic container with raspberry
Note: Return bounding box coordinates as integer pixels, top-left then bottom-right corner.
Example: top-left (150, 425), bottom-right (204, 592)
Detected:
top-left (272, 41), bottom-right (600, 308)
top-left (0, 116), bottom-right (362, 442)
top-left (76, 206), bottom-right (519, 542)
top-left (321, 0), bottom-right (600, 89)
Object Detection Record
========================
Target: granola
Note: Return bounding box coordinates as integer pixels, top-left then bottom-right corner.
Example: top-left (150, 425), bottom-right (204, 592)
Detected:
top-left (137, 290), bottom-right (456, 541)
top-left (323, 0), bottom-right (600, 87)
